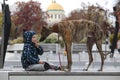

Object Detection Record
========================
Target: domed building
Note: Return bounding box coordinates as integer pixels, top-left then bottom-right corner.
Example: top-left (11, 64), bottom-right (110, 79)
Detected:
top-left (46, 0), bottom-right (65, 24)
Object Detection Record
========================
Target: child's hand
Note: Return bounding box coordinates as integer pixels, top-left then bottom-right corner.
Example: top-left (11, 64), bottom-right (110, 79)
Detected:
top-left (39, 61), bottom-right (44, 64)
top-left (34, 42), bottom-right (39, 48)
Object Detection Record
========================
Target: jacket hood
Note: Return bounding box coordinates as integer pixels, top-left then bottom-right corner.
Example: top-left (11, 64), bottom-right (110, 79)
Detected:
top-left (23, 31), bottom-right (36, 43)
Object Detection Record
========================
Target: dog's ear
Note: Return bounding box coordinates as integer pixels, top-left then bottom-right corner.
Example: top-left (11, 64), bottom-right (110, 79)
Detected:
top-left (42, 26), bottom-right (49, 31)
top-left (42, 26), bottom-right (46, 29)
top-left (49, 27), bottom-right (53, 31)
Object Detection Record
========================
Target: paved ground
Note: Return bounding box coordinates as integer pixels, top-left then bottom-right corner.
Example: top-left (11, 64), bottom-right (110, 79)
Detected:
top-left (3, 49), bottom-right (120, 72)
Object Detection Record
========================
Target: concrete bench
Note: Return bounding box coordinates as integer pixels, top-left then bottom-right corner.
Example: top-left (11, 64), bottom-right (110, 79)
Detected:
top-left (40, 43), bottom-right (58, 54)
top-left (7, 44), bottom-right (24, 54)
top-left (72, 44), bottom-right (87, 53)
top-left (6, 43), bottom-right (59, 62)
top-left (71, 43), bottom-right (111, 62)
top-left (7, 43), bottom-right (59, 54)
top-left (7, 43), bottom-right (110, 54)
top-left (72, 43), bottom-right (111, 54)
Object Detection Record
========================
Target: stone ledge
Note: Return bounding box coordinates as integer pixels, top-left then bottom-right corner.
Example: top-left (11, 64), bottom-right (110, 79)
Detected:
top-left (9, 71), bottom-right (120, 76)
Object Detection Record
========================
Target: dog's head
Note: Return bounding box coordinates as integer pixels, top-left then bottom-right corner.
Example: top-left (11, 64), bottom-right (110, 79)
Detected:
top-left (39, 27), bottom-right (52, 42)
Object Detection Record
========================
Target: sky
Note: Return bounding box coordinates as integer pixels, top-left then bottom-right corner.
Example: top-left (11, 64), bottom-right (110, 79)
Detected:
top-left (0, 0), bottom-right (118, 15)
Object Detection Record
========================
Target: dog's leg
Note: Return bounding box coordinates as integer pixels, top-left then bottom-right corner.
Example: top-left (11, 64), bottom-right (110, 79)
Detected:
top-left (96, 40), bottom-right (105, 71)
top-left (64, 42), bottom-right (72, 72)
top-left (63, 31), bottom-right (72, 72)
top-left (83, 37), bottom-right (94, 71)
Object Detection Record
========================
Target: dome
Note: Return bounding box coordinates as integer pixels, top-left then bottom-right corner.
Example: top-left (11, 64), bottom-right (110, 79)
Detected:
top-left (47, 0), bottom-right (64, 11)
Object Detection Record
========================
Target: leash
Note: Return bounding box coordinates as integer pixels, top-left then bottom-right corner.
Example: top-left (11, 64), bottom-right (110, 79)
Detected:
top-left (58, 33), bottom-right (62, 67)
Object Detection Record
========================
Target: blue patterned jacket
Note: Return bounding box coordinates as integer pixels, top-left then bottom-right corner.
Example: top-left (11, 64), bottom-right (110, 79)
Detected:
top-left (21, 31), bottom-right (43, 69)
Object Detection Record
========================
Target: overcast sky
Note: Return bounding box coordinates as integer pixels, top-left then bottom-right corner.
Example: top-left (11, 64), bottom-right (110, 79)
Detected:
top-left (0, 0), bottom-right (118, 15)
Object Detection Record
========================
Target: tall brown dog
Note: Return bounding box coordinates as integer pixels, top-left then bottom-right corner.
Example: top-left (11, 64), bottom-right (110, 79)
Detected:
top-left (40, 19), bottom-right (106, 71)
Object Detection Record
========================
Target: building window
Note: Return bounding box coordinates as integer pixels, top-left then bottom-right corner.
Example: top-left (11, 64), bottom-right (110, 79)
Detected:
top-left (59, 14), bottom-right (61, 19)
top-left (55, 14), bottom-right (57, 19)
top-left (62, 14), bottom-right (64, 18)
top-left (51, 14), bottom-right (53, 19)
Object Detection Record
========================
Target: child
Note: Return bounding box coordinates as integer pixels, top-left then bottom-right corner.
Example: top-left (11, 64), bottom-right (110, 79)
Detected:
top-left (21, 30), bottom-right (61, 71)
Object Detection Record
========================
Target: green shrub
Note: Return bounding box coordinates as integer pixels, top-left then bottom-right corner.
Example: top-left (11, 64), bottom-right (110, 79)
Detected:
top-left (44, 33), bottom-right (58, 43)
top-left (10, 37), bottom-right (23, 44)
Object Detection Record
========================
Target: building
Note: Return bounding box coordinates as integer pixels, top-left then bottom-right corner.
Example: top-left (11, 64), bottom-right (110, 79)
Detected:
top-left (46, 0), bottom-right (65, 24)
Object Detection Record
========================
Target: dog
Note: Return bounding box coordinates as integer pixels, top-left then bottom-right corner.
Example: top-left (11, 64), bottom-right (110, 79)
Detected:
top-left (40, 19), bottom-right (107, 71)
